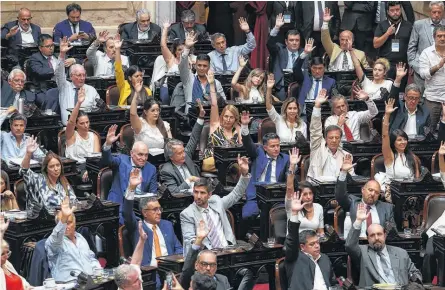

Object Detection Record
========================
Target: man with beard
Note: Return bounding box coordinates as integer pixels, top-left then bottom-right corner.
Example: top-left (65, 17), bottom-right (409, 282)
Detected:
top-left (169, 10), bottom-right (207, 42)
top-left (345, 203), bottom-right (422, 287)
top-left (374, 2), bottom-right (413, 91)
top-left (120, 9), bottom-right (161, 41)
top-left (86, 31), bottom-right (129, 76)
top-left (53, 3), bottom-right (95, 43)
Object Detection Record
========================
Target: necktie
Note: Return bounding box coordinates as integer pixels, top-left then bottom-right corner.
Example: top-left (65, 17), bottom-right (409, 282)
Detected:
top-left (180, 165), bottom-right (189, 180)
top-left (221, 54), bottom-right (228, 72)
top-left (264, 158), bottom-right (273, 183)
top-left (344, 123), bottom-right (354, 141)
top-left (317, 1), bottom-right (324, 29)
top-left (291, 52), bottom-right (296, 64)
top-left (152, 225), bottom-right (162, 257)
top-left (48, 56), bottom-right (53, 70)
top-left (204, 209), bottom-right (223, 249)
top-left (377, 251), bottom-right (395, 283)
top-left (74, 87), bottom-right (79, 104)
top-left (72, 22), bottom-right (77, 34)
top-left (366, 205), bottom-right (373, 230)
top-left (342, 51), bottom-right (349, 70)
top-left (313, 79), bottom-right (321, 99)
top-left (110, 59), bottom-right (115, 75)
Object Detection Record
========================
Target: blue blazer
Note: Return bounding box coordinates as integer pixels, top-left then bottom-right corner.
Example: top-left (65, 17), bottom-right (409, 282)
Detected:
top-left (101, 148), bottom-right (158, 224)
top-left (242, 133), bottom-right (289, 218)
top-left (53, 19), bottom-right (95, 43)
top-left (1, 21), bottom-right (41, 50)
top-left (123, 198), bottom-right (183, 266)
top-left (292, 57), bottom-right (336, 107)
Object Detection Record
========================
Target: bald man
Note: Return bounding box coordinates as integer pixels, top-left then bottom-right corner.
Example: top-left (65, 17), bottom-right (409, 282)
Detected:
top-left (345, 204), bottom-right (422, 287)
top-left (335, 155), bottom-right (395, 238)
top-left (101, 125), bottom-right (157, 224)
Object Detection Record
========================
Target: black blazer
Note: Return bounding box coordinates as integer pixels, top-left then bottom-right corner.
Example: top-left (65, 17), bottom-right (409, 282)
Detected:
top-left (266, 1), bottom-right (299, 30)
top-left (168, 23), bottom-right (207, 42)
top-left (285, 220), bottom-right (336, 290)
top-left (296, 1), bottom-right (341, 40)
top-left (1, 80), bottom-right (36, 107)
top-left (1, 21), bottom-right (41, 50)
top-left (341, 2), bottom-right (376, 32)
top-left (27, 51), bottom-right (67, 92)
top-left (120, 22), bottom-right (161, 41)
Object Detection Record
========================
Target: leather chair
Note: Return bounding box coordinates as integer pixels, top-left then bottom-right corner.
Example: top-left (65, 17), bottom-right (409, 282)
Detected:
top-left (287, 81), bottom-right (300, 99)
top-left (359, 121), bottom-right (373, 142)
top-left (431, 150), bottom-right (440, 175)
top-left (275, 257), bottom-right (287, 290)
top-left (106, 85), bottom-right (120, 106)
top-left (269, 205), bottom-right (287, 245)
top-left (119, 124), bottom-right (135, 152)
top-left (258, 117), bottom-right (277, 142)
top-left (370, 153), bottom-right (421, 178)
top-left (199, 122), bottom-right (210, 156)
top-left (57, 128), bottom-right (102, 157)
top-left (419, 193), bottom-right (445, 239)
top-left (97, 167), bottom-right (113, 200)
top-left (83, 58), bottom-right (95, 77)
top-left (226, 209), bottom-right (236, 237)
top-left (118, 22), bottom-right (131, 36)
top-left (118, 225), bottom-right (134, 260)
top-left (333, 206), bottom-right (346, 237)
top-left (14, 179), bottom-right (26, 210)
top-left (300, 155), bottom-right (310, 182)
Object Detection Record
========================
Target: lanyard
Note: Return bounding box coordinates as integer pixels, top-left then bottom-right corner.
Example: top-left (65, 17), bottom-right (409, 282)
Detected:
top-left (284, 1), bottom-right (290, 9)
top-left (390, 20), bottom-right (402, 37)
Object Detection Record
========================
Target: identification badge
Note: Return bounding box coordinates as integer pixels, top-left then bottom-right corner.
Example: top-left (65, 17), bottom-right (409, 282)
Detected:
top-left (391, 39), bottom-right (400, 52)
top-left (283, 11), bottom-right (292, 24)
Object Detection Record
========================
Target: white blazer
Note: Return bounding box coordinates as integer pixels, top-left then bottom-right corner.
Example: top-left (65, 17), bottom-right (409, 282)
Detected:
top-left (0, 260), bottom-right (31, 290)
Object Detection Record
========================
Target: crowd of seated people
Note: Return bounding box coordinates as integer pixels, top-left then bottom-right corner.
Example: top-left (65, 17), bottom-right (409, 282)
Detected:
top-left (2, 1), bottom-right (445, 290)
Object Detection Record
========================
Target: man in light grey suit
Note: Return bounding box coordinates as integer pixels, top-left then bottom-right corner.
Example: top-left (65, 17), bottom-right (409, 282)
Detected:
top-left (407, 1), bottom-right (445, 91)
top-left (346, 204), bottom-right (422, 287)
top-left (336, 155), bottom-right (396, 238)
top-left (160, 102), bottom-right (205, 195)
top-left (180, 155), bottom-right (251, 257)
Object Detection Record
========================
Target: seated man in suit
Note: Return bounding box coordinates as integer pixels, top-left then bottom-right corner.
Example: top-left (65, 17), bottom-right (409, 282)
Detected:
top-left (336, 155), bottom-right (395, 238)
top-left (1, 8), bottom-right (41, 67)
top-left (46, 197), bottom-right (102, 282)
top-left (324, 92), bottom-right (378, 142)
top-left (86, 31), bottom-right (129, 76)
top-left (101, 125), bottom-right (157, 224)
top-left (181, 220), bottom-right (254, 290)
top-left (321, 8), bottom-right (370, 71)
top-left (307, 90), bottom-right (355, 180)
top-left (285, 192), bottom-right (337, 290)
top-left (53, 3), bottom-right (95, 43)
top-left (346, 204), bottom-right (422, 287)
top-left (292, 39), bottom-right (336, 110)
top-left (1, 69), bottom-right (36, 108)
top-left (180, 155), bottom-right (250, 256)
top-left (267, 14), bottom-right (304, 100)
top-left (169, 9), bottom-right (207, 42)
top-left (208, 17), bottom-right (255, 72)
top-left (240, 111), bottom-right (290, 218)
top-left (160, 104), bottom-right (205, 195)
top-left (120, 8), bottom-right (161, 41)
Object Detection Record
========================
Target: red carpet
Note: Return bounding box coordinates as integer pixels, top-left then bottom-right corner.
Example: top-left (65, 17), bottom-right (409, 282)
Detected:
top-left (253, 284), bottom-right (269, 290)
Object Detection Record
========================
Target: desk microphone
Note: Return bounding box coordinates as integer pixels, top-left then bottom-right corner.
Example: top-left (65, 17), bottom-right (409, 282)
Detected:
top-left (246, 233), bottom-right (264, 249)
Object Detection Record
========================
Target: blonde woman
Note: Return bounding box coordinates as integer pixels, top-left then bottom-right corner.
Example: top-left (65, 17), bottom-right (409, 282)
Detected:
top-left (231, 56), bottom-right (266, 103)
top-left (265, 74), bottom-right (307, 141)
top-left (0, 171), bottom-right (19, 211)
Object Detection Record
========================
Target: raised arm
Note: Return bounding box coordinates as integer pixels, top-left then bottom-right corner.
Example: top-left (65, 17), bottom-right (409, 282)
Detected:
top-left (207, 71), bottom-right (220, 134)
top-left (267, 13), bottom-right (285, 56)
top-left (350, 45), bottom-right (364, 81)
top-left (285, 192), bottom-right (308, 262)
top-left (265, 73), bottom-right (274, 111)
top-left (112, 35), bottom-right (126, 93)
top-left (292, 38), bottom-right (315, 86)
top-left (285, 148), bottom-right (301, 215)
top-left (352, 88), bottom-right (378, 124)
top-left (86, 31), bottom-right (108, 66)
top-left (130, 79), bottom-right (143, 134)
top-left (310, 89), bottom-right (329, 152)
top-left (21, 136), bottom-right (39, 169)
top-left (66, 87), bottom-right (86, 144)
top-left (161, 20), bottom-right (175, 68)
top-left (221, 156), bottom-right (251, 209)
top-left (382, 99), bottom-right (397, 166)
top-left (231, 56), bottom-right (248, 94)
top-left (100, 125), bottom-right (122, 168)
top-left (345, 203), bottom-right (366, 264)
top-left (238, 17), bottom-right (256, 55)
top-left (321, 8), bottom-right (335, 57)
top-left (439, 142), bottom-right (445, 175)
top-left (335, 156), bottom-right (354, 210)
top-left (131, 221), bottom-right (148, 266)
top-left (240, 111), bottom-right (258, 159)
top-left (55, 37), bottom-right (73, 89)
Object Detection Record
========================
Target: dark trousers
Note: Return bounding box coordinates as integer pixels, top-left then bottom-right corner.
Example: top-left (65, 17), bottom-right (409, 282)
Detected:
top-left (424, 99), bottom-right (442, 132)
top-left (422, 237), bottom-right (437, 283)
top-left (353, 29), bottom-right (375, 60)
top-left (309, 31), bottom-right (325, 57)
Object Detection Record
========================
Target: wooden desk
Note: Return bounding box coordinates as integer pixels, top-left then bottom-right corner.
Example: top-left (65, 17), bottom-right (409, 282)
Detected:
top-left (156, 245), bottom-right (284, 290)
top-left (256, 184), bottom-right (286, 242)
top-left (433, 235), bottom-right (445, 286)
top-left (4, 201), bottom-right (120, 272)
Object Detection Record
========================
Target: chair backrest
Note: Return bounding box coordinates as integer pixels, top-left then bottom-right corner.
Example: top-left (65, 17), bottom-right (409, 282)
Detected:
top-left (58, 129), bottom-right (102, 157)
top-left (83, 58), bottom-right (95, 77)
top-left (225, 209), bottom-right (236, 237)
top-left (275, 257), bottom-right (287, 290)
top-left (300, 155), bottom-right (310, 182)
top-left (359, 121), bottom-right (373, 142)
top-left (14, 179), bottom-right (26, 210)
top-left (118, 225), bottom-right (134, 259)
top-left (1, 170), bottom-right (10, 191)
top-left (97, 167), bottom-right (113, 200)
top-left (287, 81), bottom-right (300, 99)
top-left (106, 85), bottom-right (120, 106)
top-left (420, 193), bottom-right (445, 232)
top-left (258, 117), bottom-right (277, 142)
top-left (199, 122), bottom-right (210, 155)
top-left (431, 151), bottom-right (440, 174)
top-left (333, 206), bottom-right (346, 236)
top-left (269, 205), bottom-right (287, 245)
top-left (118, 22), bottom-right (131, 36)
top-left (119, 124), bottom-right (135, 152)
top-left (370, 153), bottom-right (385, 178)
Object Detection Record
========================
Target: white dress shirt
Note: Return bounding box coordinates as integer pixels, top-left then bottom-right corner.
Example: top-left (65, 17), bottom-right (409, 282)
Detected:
top-left (331, 51), bottom-right (354, 71)
top-left (287, 49), bottom-right (299, 70)
top-left (307, 78), bottom-right (323, 101)
top-left (313, 1), bottom-right (325, 32)
top-left (267, 106), bottom-right (307, 142)
top-left (403, 105), bottom-right (418, 136)
top-left (19, 26), bottom-right (34, 44)
top-left (419, 45), bottom-right (445, 103)
top-left (304, 252), bottom-right (328, 290)
top-left (144, 221), bottom-right (168, 267)
top-left (321, 149), bottom-right (343, 178)
top-left (359, 201), bottom-right (380, 238)
top-left (86, 42), bottom-right (129, 76)
top-left (375, 246), bottom-right (396, 283)
top-left (361, 76), bottom-right (393, 100)
top-left (197, 205), bottom-right (228, 248)
top-left (138, 25), bottom-right (150, 40)
top-left (43, 54), bottom-right (58, 70)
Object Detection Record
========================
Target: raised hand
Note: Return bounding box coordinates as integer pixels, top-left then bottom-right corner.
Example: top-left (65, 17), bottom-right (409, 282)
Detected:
top-left (341, 154), bottom-right (356, 172)
top-left (439, 141), bottom-right (445, 156)
top-left (356, 203), bottom-right (370, 222)
top-left (77, 87), bottom-right (86, 104)
top-left (8, 25), bottom-right (19, 37)
top-left (0, 214), bottom-right (10, 234)
top-left (26, 135), bottom-right (39, 154)
top-left (239, 17), bottom-right (250, 32)
top-left (238, 55), bottom-right (248, 67)
top-left (266, 73), bottom-right (275, 89)
top-left (288, 147), bottom-right (301, 166)
top-left (185, 31), bottom-right (197, 48)
top-left (323, 7), bottom-right (333, 22)
top-left (386, 24), bottom-right (396, 36)
top-left (395, 62), bottom-right (407, 81)
top-left (275, 13), bottom-right (285, 29)
top-left (314, 89), bottom-right (328, 108)
top-left (353, 87), bottom-right (369, 101)
top-left (346, 39), bottom-right (353, 51)
top-left (64, 58), bottom-right (76, 68)
top-left (385, 98), bottom-right (398, 114)
top-left (105, 124), bottom-right (121, 146)
top-left (240, 111), bottom-right (251, 125)
top-left (196, 220), bottom-right (209, 241)
top-left (290, 191), bottom-right (309, 214)
top-left (114, 34), bottom-right (123, 49)
top-left (237, 154), bottom-right (249, 176)
top-left (197, 99), bottom-right (206, 118)
top-left (97, 30), bottom-right (109, 43)
top-left (162, 19), bottom-right (171, 30)
top-left (206, 70), bottom-right (215, 84)
top-left (6, 106), bottom-right (17, 115)
top-left (138, 221), bottom-right (148, 240)
top-left (60, 36), bottom-right (73, 54)
top-left (129, 168), bottom-right (142, 190)
top-left (304, 38), bottom-right (316, 54)
top-left (60, 196), bottom-right (77, 223)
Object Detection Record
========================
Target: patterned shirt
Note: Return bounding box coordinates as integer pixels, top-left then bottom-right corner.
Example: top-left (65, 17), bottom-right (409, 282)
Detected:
top-left (20, 168), bottom-right (78, 214)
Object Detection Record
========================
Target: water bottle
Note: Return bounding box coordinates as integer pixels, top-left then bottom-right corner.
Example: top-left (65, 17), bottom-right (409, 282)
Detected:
top-left (344, 212), bottom-right (352, 239)
top-left (18, 98), bottom-right (24, 114)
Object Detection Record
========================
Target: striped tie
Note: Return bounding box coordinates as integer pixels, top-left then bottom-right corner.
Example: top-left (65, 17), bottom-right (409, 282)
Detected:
top-left (204, 209), bottom-right (223, 249)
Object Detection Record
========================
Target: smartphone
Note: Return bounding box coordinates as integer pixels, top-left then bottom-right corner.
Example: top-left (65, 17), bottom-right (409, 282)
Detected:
top-left (166, 272), bottom-right (173, 290)
top-left (79, 31), bottom-right (85, 35)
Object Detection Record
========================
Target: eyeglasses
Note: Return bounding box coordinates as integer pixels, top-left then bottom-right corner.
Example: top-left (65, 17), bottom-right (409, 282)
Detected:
top-left (11, 79), bottom-right (25, 84)
top-left (2, 251), bottom-right (11, 258)
top-left (405, 96), bottom-right (420, 101)
top-left (143, 207), bottom-right (163, 213)
top-left (40, 44), bottom-right (54, 48)
top-left (72, 73), bottom-right (86, 78)
top-left (199, 261), bottom-right (217, 268)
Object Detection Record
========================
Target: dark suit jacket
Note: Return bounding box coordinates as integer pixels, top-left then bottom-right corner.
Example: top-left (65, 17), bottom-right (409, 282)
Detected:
top-left (28, 239), bottom-right (51, 287)
top-left (1, 80), bottom-right (36, 107)
top-left (53, 19), bottom-right (95, 43)
top-left (296, 1), bottom-right (341, 40)
top-left (168, 23), bottom-right (206, 42)
top-left (180, 245), bottom-right (231, 290)
top-left (286, 220), bottom-right (336, 290)
top-left (266, 1), bottom-right (299, 30)
top-left (120, 22), bottom-right (161, 41)
top-left (28, 51), bottom-right (58, 92)
top-left (293, 56), bottom-right (336, 107)
top-left (335, 177), bottom-right (395, 227)
top-left (341, 2), bottom-right (376, 32)
top-left (123, 197), bottom-right (183, 266)
top-left (160, 120), bottom-right (203, 194)
top-left (1, 21), bottom-right (41, 50)
top-left (400, 2), bottom-right (415, 24)
top-left (242, 132), bottom-right (289, 218)
top-left (101, 147), bottom-right (157, 224)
